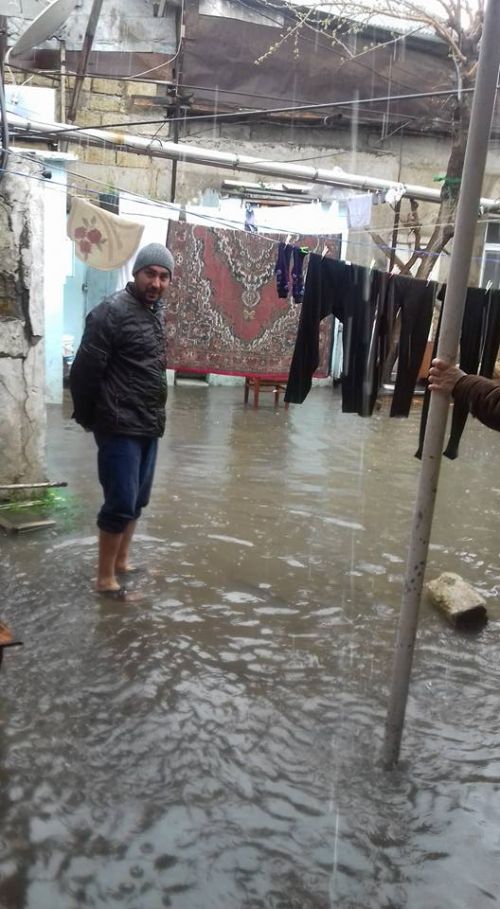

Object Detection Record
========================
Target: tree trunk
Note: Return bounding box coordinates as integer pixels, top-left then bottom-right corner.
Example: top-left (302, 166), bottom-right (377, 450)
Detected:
top-left (414, 93), bottom-right (472, 280)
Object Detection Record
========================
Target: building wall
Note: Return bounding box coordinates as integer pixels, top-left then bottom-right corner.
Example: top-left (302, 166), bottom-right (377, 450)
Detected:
top-left (7, 0), bottom-right (500, 286)
top-left (8, 0), bottom-right (176, 55)
top-left (0, 165), bottom-right (46, 489)
top-left (43, 163), bottom-right (73, 404)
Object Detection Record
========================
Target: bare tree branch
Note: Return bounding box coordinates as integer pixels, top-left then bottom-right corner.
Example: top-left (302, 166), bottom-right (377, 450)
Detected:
top-left (255, 0), bottom-right (482, 277)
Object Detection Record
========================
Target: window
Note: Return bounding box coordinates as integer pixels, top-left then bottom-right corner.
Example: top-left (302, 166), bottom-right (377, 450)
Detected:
top-left (480, 222), bottom-right (500, 288)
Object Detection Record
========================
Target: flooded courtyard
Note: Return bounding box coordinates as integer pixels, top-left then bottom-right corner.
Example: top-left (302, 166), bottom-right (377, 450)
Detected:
top-left (1, 385), bottom-right (500, 908)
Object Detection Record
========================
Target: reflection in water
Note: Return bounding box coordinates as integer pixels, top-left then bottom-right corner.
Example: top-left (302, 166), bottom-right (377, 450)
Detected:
top-left (1, 387), bottom-right (500, 908)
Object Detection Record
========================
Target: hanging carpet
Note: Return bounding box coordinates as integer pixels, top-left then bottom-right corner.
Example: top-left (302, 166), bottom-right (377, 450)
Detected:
top-left (67, 197), bottom-right (144, 271)
top-left (166, 221), bottom-right (341, 376)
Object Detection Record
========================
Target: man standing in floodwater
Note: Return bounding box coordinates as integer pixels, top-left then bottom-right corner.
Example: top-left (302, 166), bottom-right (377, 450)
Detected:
top-left (69, 242), bottom-right (174, 599)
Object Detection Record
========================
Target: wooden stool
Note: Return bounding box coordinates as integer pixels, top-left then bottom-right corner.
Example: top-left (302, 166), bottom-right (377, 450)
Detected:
top-left (244, 376), bottom-right (289, 409)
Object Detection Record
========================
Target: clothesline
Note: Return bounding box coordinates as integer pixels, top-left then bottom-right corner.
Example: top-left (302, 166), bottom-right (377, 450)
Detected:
top-left (9, 148), bottom-right (500, 267)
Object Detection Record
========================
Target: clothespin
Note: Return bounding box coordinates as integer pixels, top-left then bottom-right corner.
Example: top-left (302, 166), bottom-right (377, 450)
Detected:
top-left (285, 233), bottom-right (291, 245)
top-left (486, 280), bottom-right (493, 291)
top-left (321, 244), bottom-right (329, 258)
top-left (369, 258), bottom-right (375, 271)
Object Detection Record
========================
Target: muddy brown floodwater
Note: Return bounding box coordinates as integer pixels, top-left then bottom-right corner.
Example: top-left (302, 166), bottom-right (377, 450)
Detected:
top-left (1, 385), bottom-right (500, 909)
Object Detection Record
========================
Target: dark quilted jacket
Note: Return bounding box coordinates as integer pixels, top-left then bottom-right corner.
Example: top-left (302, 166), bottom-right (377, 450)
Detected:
top-left (69, 283), bottom-right (168, 438)
top-left (453, 374), bottom-right (500, 433)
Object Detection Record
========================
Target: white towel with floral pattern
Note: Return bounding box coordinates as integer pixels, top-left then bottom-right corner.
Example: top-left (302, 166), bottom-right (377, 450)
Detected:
top-left (67, 197), bottom-right (144, 270)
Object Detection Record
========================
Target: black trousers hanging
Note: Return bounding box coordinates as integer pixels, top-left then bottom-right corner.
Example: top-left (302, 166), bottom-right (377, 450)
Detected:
top-left (416, 287), bottom-right (500, 460)
top-left (479, 290), bottom-right (500, 377)
top-left (443, 288), bottom-right (489, 459)
top-left (415, 304), bottom-right (443, 460)
top-left (341, 267), bottom-right (390, 417)
top-left (285, 255), bottom-right (345, 404)
top-left (390, 276), bottom-right (436, 417)
top-left (341, 264), bottom-right (373, 415)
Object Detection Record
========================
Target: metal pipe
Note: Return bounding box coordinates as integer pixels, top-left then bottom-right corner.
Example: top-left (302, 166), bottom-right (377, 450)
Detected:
top-left (383, 0), bottom-right (500, 769)
top-left (4, 110), bottom-right (500, 211)
top-left (0, 111), bottom-right (471, 206)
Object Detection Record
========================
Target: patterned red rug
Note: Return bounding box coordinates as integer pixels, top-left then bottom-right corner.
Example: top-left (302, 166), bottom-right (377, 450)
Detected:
top-left (166, 222), bottom-right (341, 377)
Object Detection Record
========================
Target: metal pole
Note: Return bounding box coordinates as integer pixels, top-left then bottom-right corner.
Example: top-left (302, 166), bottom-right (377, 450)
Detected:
top-left (60, 41), bottom-right (67, 123)
top-left (169, 114), bottom-right (179, 203)
top-left (383, 0), bottom-right (500, 769)
top-left (67, 0), bottom-right (105, 123)
top-left (169, 1), bottom-right (186, 204)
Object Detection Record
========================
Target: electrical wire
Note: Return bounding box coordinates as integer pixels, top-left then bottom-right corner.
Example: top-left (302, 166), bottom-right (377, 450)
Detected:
top-left (13, 84), bottom-right (465, 139)
top-left (4, 1), bottom-right (459, 119)
top-left (6, 148), bottom-right (500, 269)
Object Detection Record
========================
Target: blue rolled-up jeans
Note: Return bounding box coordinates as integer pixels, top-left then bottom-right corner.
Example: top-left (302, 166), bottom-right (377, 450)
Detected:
top-left (94, 433), bottom-right (158, 534)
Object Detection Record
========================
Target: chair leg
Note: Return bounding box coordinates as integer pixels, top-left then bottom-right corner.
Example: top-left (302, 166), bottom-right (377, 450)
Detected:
top-left (253, 378), bottom-right (260, 408)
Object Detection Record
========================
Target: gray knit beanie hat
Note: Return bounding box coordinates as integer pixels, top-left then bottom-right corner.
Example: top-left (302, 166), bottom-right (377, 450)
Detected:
top-left (132, 242), bottom-right (175, 277)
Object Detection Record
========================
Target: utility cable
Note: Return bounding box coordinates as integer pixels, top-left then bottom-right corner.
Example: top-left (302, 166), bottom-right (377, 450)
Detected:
top-left (14, 84), bottom-right (469, 138)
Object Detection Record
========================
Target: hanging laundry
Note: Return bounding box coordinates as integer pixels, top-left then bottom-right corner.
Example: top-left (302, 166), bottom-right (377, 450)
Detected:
top-left (244, 203), bottom-right (258, 232)
top-left (317, 262), bottom-right (389, 416)
top-left (360, 268), bottom-right (392, 416)
top-left (416, 285), bottom-right (500, 460)
top-left (385, 184), bottom-right (405, 207)
top-left (479, 289), bottom-right (500, 378)
top-left (285, 258), bottom-right (436, 417)
top-left (335, 262), bottom-right (375, 415)
top-left (443, 286), bottom-right (490, 458)
top-left (414, 303), bottom-right (443, 461)
top-left (274, 242), bottom-right (293, 298)
top-left (166, 222), bottom-right (341, 377)
top-left (291, 246), bottom-right (307, 305)
top-left (273, 243), bottom-right (307, 304)
top-left (389, 276), bottom-right (436, 417)
top-left (345, 193), bottom-right (373, 229)
top-left (67, 197), bottom-right (144, 270)
top-left (285, 255), bottom-right (345, 405)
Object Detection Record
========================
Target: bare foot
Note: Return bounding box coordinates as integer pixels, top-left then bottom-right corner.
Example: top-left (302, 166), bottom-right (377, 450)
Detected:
top-left (0, 622), bottom-right (13, 645)
top-left (96, 576), bottom-right (121, 593)
top-left (116, 564), bottom-right (142, 575)
top-left (96, 586), bottom-right (145, 602)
